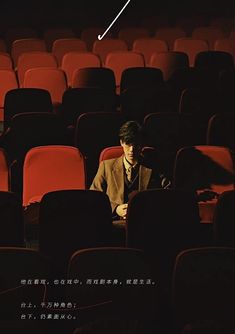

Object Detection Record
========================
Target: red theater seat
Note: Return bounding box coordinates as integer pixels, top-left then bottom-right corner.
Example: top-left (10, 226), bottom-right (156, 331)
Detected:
top-left (99, 146), bottom-right (123, 163)
top-left (11, 38), bottom-right (47, 67)
top-left (132, 38), bottom-right (168, 65)
top-left (173, 38), bottom-right (209, 67)
top-left (105, 51), bottom-right (145, 92)
top-left (23, 145), bottom-right (86, 207)
top-left (155, 27), bottom-right (186, 50)
top-left (93, 38), bottom-right (128, 64)
top-left (118, 27), bottom-right (150, 49)
top-left (23, 68), bottom-right (67, 104)
top-left (17, 51), bottom-right (58, 86)
top-left (149, 51), bottom-right (189, 81)
top-left (61, 52), bottom-right (101, 87)
top-left (52, 38), bottom-right (87, 66)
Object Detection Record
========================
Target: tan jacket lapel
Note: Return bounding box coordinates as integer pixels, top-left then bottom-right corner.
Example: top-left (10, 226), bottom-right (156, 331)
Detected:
top-left (139, 165), bottom-right (152, 191)
top-left (112, 156), bottom-right (125, 203)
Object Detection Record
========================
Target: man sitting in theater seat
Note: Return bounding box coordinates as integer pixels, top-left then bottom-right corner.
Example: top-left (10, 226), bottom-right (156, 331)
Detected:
top-left (90, 120), bottom-right (171, 220)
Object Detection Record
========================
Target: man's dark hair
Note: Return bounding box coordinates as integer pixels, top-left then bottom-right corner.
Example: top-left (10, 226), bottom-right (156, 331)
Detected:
top-left (119, 121), bottom-right (143, 145)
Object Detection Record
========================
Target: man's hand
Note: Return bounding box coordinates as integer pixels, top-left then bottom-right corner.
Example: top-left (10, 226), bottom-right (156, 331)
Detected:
top-left (116, 203), bottom-right (128, 219)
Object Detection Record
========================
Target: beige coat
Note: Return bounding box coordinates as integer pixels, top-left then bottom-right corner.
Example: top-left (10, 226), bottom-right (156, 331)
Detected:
top-left (90, 156), bottom-right (155, 212)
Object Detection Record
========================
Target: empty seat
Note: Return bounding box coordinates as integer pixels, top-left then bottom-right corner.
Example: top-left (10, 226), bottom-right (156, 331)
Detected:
top-left (175, 15), bottom-right (209, 36)
top-left (0, 191), bottom-right (24, 246)
top-left (213, 190), bottom-right (235, 245)
top-left (99, 146), bottom-right (123, 163)
top-left (39, 190), bottom-right (113, 273)
top-left (71, 67), bottom-right (116, 94)
top-left (17, 51), bottom-right (58, 86)
top-left (149, 51), bottom-right (189, 81)
top-left (1, 112), bottom-right (68, 163)
top-left (132, 38), bottom-right (168, 65)
top-left (0, 247), bottom-right (50, 291)
top-left (61, 52), bottom-right (101, 87)
top-left (0, 68), bottom-right (18, 120)
top-left (4, 27), bottom-right (38, 50)
top-left (11, 38), bottom-right (47, 67)
top-left (192, 27), bottom-right (225, 49)
top-left (93, 39), bottom-right (128, 64)
top-left (218, 67), bottom-right (235, 91)
top-left (43, 27), bottom-right (76, 51)
top-left (23, 145), bottom-right (86, 207)
top-left (118, 27), bottom-right (150, 49)
top-left (173, 38), bottom-right (209, 67)
top-left (155, 27), bottom-right (186, 50)
top-left (52, 38), bottom-right (87, 65)
top-left (126, 189), bottom-right (200, 290)
top-left (120, 86), bottom-right (176, 124)
top-left (23, 68), bottom-right (67, 104)
top-left (207, 113), bottom-right (235, 152)
top-left (0, 70), bottom-right (18, 109)
top-left (105, 51), bottom-right (145, 91)
top-left (0, 52), bottom-right (13, 70)
top-left (143, 112), bottom-right (195, 156)
top-left (217, 68), bottom-right (235, 111)
top-left (127, 191), bottom-right (200, 250)
top-left (2, 112), bottom-right (68, 197)
top-left (179, 88), bottom-right (223, 143)
top-left (0, 284), bottom-right (46, 324)
top-left (214, 38), bottom-right (235, 62)
top-left (194, 51), bottom-right (234, 71)
top-left (60, 87), bottom-right (116, 126)
top-left (179, 87), bottom-right (220, 117)
top-left (120, 67), bottom-right (164, 93)
top-left (172, 247), bottom-right (235, 326)
top-left (67, 247), bottom-right (154, 315)
top-left (3, 88), bottom-right (53, 130)
top-left (167, 67), bottom-right (217, 96)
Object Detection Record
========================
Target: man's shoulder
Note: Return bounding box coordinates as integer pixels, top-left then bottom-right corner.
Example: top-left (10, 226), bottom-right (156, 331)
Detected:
top-left (102, 156), bottom-right (123, 168)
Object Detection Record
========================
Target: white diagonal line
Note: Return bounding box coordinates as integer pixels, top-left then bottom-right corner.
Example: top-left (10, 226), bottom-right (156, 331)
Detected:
top-left (97, 0), bottom-right (131, 40)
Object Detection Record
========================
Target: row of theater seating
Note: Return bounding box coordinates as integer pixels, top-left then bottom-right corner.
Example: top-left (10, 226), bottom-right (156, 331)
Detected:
top-left (2, 32), bottom-right (235, 66)
top-left (0, 50), bottom-right (234, 114)
top-left (2, 35), bottom-right (235, 70)
top-left (2, 34), bottom-right (235, 66)
top-left (0, 48), bottom-right (231, 91)
top-left (2, 23), bottom-right (235, 51)
top-left (0, 106), bottom-right (235, 191)
top-left (0, 143), bottom-right (234, 230)
top-left (1, 62), bottom-right (235, 122)
top-left (0, 189), bottom-right (235, 332)
top-left (2, 80), bottom-right (235, 126)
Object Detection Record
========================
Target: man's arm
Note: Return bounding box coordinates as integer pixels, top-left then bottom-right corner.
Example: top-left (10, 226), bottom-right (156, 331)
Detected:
top-left (90, 161), bottom-right (117, 216)
top-left (90, 160), bottom-right (126, 219)
top-left (90, 161), bottom-right (107, 192)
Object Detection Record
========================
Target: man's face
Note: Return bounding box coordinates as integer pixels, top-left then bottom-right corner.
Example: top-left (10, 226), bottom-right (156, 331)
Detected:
top-left (120, 140), bottom-right (141, 164)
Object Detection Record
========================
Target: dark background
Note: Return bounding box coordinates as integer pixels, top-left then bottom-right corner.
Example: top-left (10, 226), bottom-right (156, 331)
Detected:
top-left (0, 0), bottom-right (234, 28)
